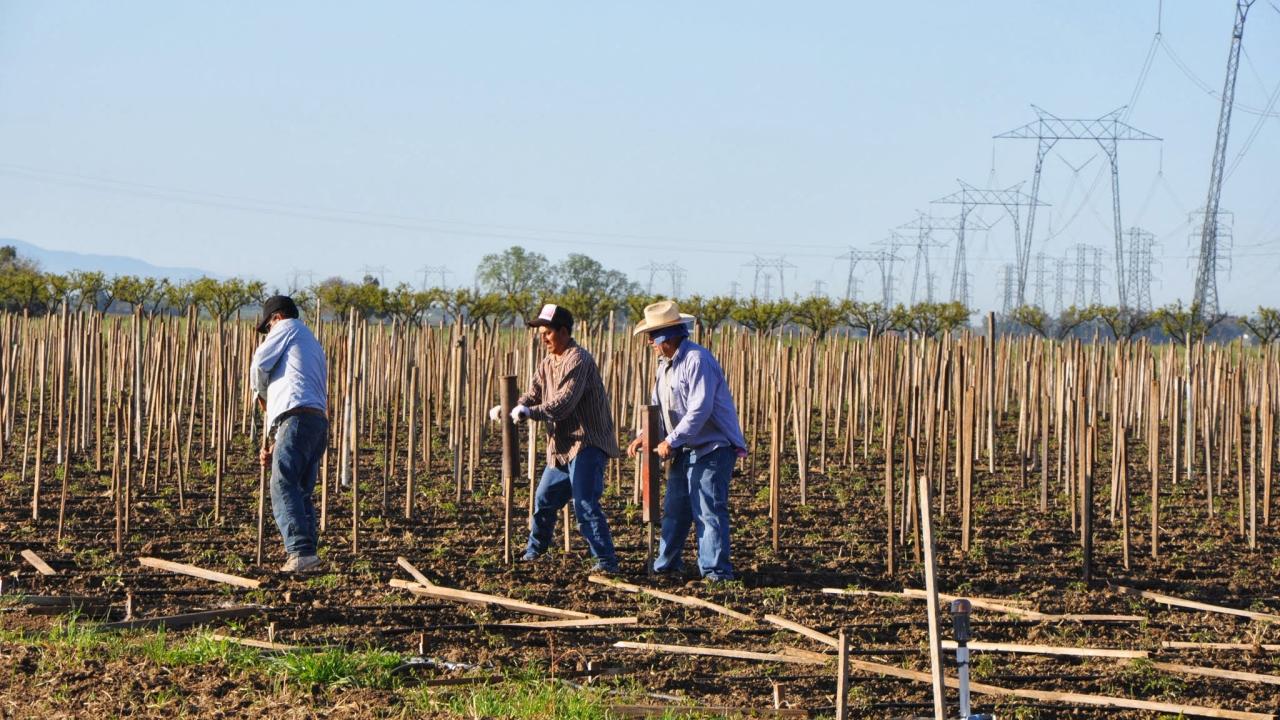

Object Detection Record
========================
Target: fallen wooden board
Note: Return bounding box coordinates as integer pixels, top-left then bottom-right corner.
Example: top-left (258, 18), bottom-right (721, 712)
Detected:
top-left (498, 616), bottom-right (638, 629)
top-left (940, 640), bottom-right (1147, 659)
top-left (764, 614), bottom-right (838, 648)
top-left (589, 575), bottom-right (755, 623)
top-left (1114, 585), bottom-right (1280, 624)
top-left (138, 557), bottom-right (261, 589)
top-left (613, 641), bottom-right (829, 666)
top-left (1162, 641), bottom-right (1280, 652)
top-left (390, 578), bottom-right (596, 620)
top-left (1150, 661), bottom-right (1280, 687)
top-left (609, 705), bottom-right (809, 718)
top-left (765, 614), bottom-right (1273, 720)
top-left (20, 549), bottom-right (57, 576)
top-left (822, 587), bottom-right (1142, 623)
top-left (208, 632), bottom-right (306, 652)
top-left (99, 606), bottom-right (260, 632)
top-left (8, 594), bottom-right (106, 607)
top-left (396, 556), bottom-right (435, 587)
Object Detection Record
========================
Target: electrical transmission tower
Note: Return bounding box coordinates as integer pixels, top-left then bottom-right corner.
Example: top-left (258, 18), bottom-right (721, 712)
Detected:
top-left (761, 273), bottom-right (774, 302)
top-left (1053, 257), bottom-right (1068, 316)
top-left (1126, 227), bottom-right (1157, 313)
top-left (742, 256), bottom-right (796, 299)
top-left (896, 212), bottom-right (969, 304)
top-left (639, 262), bottom-right (686, 297)
top-left (360, 265), bottom-right (390, 286)
top-left (932, 180), bottom-right (1045, 308)
top-left (1031, 252), bottom-right (1050, 310)
top-left (1194, 0), bottom-right (1256, 320)
top-left (1190, 208), bottom-right (1233, 292)
top-left (1071, 244), bottom-right (1092, 308)
top-left (419, 265), bottom-right (452, 289)
top-left (812, 279), bottom-right (827, 296)
top-left (1000, 263), bottom-right (1018, 314)
top-left (837, 248), bottom-right (899, 307)
top-left (1090, 247), bottom-right (1106, 306)
top-left (995, 106), bottom-right (1160, 310)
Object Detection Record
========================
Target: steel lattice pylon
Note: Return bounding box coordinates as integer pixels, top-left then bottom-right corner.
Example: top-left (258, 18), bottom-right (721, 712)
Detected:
top-left (995, 106), bottom-right (1160, 310)
top-left (1194, 0), bottom-right (1256, 320)
top-left (932, 180), bottom-right (1044, 309)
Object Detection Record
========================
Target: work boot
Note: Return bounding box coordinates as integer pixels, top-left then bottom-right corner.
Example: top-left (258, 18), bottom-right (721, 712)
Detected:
top-left (280, 554), bottom-right (323, 574)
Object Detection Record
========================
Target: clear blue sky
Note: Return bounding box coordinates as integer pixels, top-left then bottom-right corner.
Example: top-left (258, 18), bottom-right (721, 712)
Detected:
top-left (0, 1), bottom-right (1277, 313)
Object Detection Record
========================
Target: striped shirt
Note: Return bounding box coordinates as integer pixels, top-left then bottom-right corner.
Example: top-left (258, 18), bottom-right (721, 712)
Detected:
top-left (518, 340), bottom-right (620, 466)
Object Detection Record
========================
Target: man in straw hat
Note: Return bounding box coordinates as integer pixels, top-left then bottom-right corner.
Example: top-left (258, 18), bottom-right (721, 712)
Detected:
top-left (490, 303), bottom-right (620, 573)
top-left (627, 300), bottom-right (746, 582)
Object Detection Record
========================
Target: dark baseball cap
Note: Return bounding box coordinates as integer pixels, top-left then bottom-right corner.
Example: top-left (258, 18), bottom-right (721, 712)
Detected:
top-left (526, 303), bottom-right (573, 330)
top-left (257, 295), bottom-right (300, 334)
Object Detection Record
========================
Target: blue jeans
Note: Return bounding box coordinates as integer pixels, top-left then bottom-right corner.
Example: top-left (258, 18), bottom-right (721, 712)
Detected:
top-left (526, 446), bottom-right (618, 569)
top-left (270, 413), bottom-right (329, 556)
top-left (654, 446), bottom-right (735, 579)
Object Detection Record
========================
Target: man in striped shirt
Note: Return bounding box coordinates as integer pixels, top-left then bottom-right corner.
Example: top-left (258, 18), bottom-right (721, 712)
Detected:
top-left (491, 303), bottom-right (620, 573)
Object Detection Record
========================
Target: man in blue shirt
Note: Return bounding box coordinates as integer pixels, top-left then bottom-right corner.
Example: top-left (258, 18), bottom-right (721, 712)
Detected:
top-left (251, 295), bottom-right (329, 574)
top-left (627, 300), bottom-right (746, 582)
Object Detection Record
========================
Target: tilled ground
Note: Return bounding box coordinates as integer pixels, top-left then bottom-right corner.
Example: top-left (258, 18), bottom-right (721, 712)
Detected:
top-left (3, 429), bottom-right (1280, 719)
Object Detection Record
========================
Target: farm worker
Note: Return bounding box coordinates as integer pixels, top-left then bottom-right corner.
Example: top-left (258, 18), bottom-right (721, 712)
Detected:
top-left (251, 295), bottom-right (329, 574)
top-left (489, 303), bottom-right (620, 573)
top-left (627, 300), bottom-right (746, 582)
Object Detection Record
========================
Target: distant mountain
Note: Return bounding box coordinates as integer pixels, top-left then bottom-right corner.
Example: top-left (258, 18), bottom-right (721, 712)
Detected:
top-left (2, 238), bottom-right (217, 280)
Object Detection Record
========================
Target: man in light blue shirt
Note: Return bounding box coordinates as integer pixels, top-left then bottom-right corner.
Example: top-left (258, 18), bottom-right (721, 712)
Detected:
top-left (627, 300), bottom-right (746, 582)
top-left (251, 295), bottom-right (328, 574)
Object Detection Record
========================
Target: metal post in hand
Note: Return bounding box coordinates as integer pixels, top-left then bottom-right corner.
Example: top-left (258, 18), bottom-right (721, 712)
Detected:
top-left (500, 375), bottom-right (521, 565)
top-left (641, 405), bottom-right (661, 574)
top-left (256, 419), bottom-right (268, 566)
top-left (952, 599), bottom-right (972, 718)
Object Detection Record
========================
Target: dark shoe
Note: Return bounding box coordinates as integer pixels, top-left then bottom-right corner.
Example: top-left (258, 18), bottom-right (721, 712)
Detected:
top-left (591, 561), bottom-right (619, 575)
top-left (703, 573), bottom-right (735, 584)
top-left (519, 550), bottom-right (541, 563)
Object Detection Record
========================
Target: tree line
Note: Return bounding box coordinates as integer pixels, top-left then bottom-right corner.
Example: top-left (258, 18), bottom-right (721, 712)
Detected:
top-left (2, 244), bottom-right (1278, 343)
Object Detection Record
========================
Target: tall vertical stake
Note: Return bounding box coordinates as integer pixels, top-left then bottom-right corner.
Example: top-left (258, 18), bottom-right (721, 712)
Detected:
top-left (641, 405), bottom-right (662, 574)
top-left (500, 374), bottom-right (520, 565)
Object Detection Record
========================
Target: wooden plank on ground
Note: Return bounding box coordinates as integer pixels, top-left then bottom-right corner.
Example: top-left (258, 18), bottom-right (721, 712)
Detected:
top-left (940, 640), bottom-right (1147, 659)
top-left (1149, 661), bottom-right (1280, 687)
top-left (99, 606), bottom-right (260, 632)
top-left (609, 705), bottom-right (809, 718)
top-left (822, 587), bottom-right (1142, 623)
top-left (208, 632), bottom-right (305, 652)
top-left (589, 574), bottom-right (755, 623)
top-left (20, 549), bottom-right (57, 576)
top-left (396, 556), bottom-right (435, 587)
top-left (1114, 585), bottom-right (1280, 624)
top-left (498, 616), bottom-right (638, 629)
top-left (138, 557), bottom-right (261, 589)
top-left (765, 613), bottom-right (1272, 720)
top-left (613, 641), bottom-right (828, 666)
top-left (389, 578), bottom-right (595, 619)
top-left (764, 614), bottom-right (839, 648)
top-left (1162, 641), bottom-right (1280, 652)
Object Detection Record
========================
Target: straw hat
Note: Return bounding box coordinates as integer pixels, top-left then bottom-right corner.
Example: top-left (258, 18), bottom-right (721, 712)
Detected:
top-left (632, 300), bottom-right (695, 336)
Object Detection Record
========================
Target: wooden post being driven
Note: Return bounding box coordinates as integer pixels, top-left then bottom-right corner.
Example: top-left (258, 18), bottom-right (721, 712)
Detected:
top-left (641, 404), bottom-right (662, 574)
top-left (500, 375), bottom-right (521, 565)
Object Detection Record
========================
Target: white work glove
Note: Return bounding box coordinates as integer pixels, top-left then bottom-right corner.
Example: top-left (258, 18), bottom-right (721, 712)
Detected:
top-left (510, 404), bottom-right (530, 423)
top-left (488, 404), bottom-right (502, 422)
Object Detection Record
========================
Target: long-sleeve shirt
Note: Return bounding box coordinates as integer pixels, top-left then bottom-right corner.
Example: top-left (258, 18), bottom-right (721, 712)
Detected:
top-left (250, 318), bottom-right (328, 429)
top-left (518, 340), bottom-right (620, 466)
top-left (652, 339), bottom-right (746, 455)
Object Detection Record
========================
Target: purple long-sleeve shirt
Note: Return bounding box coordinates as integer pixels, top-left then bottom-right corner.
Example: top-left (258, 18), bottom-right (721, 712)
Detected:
top-left (651, 339), bottom-right (746, 455)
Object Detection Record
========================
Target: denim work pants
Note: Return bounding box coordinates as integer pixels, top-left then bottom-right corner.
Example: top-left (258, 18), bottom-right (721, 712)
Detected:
top-left (270, 413), bottom-right (329, 556)
top-left (526, 446), bottom-right (618, 569)
top-left (654, 445), bottom-right (735, 580)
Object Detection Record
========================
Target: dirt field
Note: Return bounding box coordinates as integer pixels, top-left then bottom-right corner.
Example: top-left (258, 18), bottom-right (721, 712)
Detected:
top-left (3, 414), bottom-right (1280, 720)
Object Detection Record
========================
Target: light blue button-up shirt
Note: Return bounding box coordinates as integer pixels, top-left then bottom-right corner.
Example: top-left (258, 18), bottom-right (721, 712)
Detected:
top-left (251, 318), bottom-right (328, 428)
top-left (651, 339), bottom-right (746, 456)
